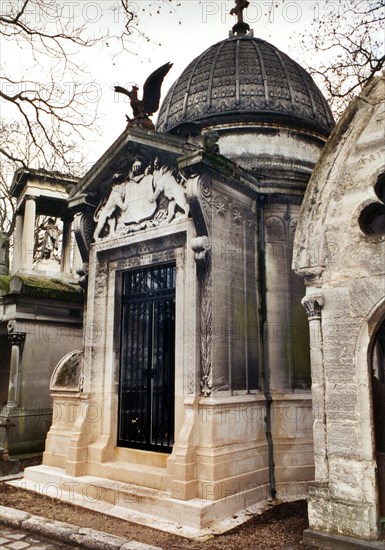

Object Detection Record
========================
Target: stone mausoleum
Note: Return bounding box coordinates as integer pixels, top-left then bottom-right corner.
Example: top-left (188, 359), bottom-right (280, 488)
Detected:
top-left (19, 12), bottom-right (335, 536)
top-left (15, 7), bottom-right (385, 550)
top-left (9, 0), bottom-right (385, 550)
top-left (0, 168), bottom-right (83, 455)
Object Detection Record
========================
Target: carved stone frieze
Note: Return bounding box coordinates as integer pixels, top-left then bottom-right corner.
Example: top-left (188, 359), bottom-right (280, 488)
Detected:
top-left (97, 233), bottom-right (186, 272)
top-left (93, 160), bottom-right (191, 242)
top-left (95, 262), bottom-right (109, 297)
top-left (200, 175), bottom-right (212, 213)
top-left (214, 195), bottom-right (228, 216)
top-left (232, 205), bottom-right (243, 225)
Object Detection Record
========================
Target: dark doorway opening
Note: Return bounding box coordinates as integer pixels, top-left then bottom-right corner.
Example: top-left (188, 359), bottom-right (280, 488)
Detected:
top-left (118, 264), bottom-right (176, 453)
top-left (371, 319), bottom-right (385, 519)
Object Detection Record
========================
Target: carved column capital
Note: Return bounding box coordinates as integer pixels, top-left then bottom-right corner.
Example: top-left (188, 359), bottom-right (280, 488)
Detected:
top-left (23, 194), bottom-right (36, 202)
top-left (7, 321), bottom-right (26, 347)
top-left (8, 332), bottom-right (25, 347)
top-left (301, 295), bottom-right (324, 321)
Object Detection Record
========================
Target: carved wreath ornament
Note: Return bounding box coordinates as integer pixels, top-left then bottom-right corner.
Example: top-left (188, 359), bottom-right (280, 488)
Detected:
top-left (94, 159), bottom-right (190, 241)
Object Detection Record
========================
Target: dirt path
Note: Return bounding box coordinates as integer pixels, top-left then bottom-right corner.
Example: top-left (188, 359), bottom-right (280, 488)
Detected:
top-left (0, 481), bottom-right (318, 549)
top-left (0, 456), bottom-right (319, 549)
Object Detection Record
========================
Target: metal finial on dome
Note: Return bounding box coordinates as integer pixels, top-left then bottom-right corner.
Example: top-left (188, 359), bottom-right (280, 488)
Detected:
top-left (230, 0), bottom-right (250, 36)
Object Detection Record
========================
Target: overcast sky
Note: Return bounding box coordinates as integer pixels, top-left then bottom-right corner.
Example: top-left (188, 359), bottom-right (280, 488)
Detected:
top-left (1, 1), bottom-right (350, 169)
top-left (81, 0), bottom-right (331, 160)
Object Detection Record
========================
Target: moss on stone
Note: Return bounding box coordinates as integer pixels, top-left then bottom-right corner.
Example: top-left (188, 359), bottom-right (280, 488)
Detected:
top-left (12, 275), bottom-right (84, 303)
top-left (0, 275), bottom-right (11, 294)
top-left (204, 151), bottom-right (242, 181)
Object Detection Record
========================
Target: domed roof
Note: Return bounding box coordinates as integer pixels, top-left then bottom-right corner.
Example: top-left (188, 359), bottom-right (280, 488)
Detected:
top-left (156, 34), bottom-right (334, 137)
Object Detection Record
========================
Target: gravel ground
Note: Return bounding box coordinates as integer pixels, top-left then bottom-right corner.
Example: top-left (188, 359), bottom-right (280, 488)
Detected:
top-left (0, 455), bottom-right (319, 549)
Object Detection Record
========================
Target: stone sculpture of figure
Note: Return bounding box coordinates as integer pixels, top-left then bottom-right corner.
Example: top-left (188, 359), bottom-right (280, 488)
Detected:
top-left (41, 218), bottom-right (60, 261)
top-left (94, 179), bottom-right (126, 241)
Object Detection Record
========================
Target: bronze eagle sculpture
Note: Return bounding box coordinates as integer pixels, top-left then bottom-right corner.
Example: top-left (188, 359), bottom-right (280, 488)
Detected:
top-left (114, 62), bottom-right (173, 125)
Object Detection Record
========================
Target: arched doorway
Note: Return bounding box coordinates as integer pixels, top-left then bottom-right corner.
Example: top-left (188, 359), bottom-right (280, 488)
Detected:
top-left (371, 318), bottom-right (385, 519)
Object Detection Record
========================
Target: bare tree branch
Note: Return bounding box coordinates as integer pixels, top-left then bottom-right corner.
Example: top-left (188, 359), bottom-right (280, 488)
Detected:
top-left (302, 0), bottom-right (385, 116)
top-left (0, 0), bottom-right (179, 236)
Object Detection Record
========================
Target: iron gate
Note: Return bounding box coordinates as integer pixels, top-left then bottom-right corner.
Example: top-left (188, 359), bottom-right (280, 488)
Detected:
top-left (118, 264), bottom-right (175, 452)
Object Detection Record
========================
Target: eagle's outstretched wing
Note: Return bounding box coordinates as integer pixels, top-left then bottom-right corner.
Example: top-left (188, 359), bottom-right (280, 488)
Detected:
top-left (142, 62), bottom-right (173, 115)
top-left (114, 85), bottom-right (132, 98)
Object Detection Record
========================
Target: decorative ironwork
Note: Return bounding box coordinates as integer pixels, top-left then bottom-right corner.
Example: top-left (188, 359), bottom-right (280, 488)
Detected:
top-left (118, 264), bottom-right (176, 452)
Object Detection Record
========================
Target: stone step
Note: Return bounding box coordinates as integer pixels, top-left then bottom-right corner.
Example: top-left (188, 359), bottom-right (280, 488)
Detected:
top-left (114, 447), bottom-right (169, 469)
top-left (14, 465), bottom-right (273, 537)
top-left (88, 459), bottom-right (170, 491)
top-left (22, 465), bottom-right (165, 506)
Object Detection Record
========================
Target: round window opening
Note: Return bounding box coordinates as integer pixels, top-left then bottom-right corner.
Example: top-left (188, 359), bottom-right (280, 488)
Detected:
top-left (359, 173), bottom-right (385, 235)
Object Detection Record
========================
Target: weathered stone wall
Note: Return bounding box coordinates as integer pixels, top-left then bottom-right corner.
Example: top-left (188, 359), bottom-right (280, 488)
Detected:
top-left (293, 76), bottom-right (385, 543)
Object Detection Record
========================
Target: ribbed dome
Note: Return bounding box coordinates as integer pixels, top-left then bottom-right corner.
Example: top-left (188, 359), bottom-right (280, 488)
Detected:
top-left (156, 35), bottom-right (334, 137)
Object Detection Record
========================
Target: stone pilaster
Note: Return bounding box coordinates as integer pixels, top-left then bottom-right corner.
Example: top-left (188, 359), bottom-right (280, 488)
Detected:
top-left (2, 321), bottom-right (26, 413)
top-left (301, 294), bottom-right (327, 483)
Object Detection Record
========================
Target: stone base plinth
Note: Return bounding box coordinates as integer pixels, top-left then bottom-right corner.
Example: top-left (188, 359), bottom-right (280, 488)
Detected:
top-left (12, 465), bottom-right (279, 538)
top-left (0, 458), bottom-right (20, 477)
top-left (303, 529), bottom-right (385, 549)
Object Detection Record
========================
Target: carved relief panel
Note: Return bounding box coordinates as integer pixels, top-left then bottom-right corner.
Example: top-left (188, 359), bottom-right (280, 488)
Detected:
top-left (93, 154), bottom-right (191, 242)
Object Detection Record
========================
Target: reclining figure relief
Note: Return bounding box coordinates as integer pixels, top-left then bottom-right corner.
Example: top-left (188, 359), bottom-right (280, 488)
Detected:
top-left (93, 157), bottom-right (190, 241)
